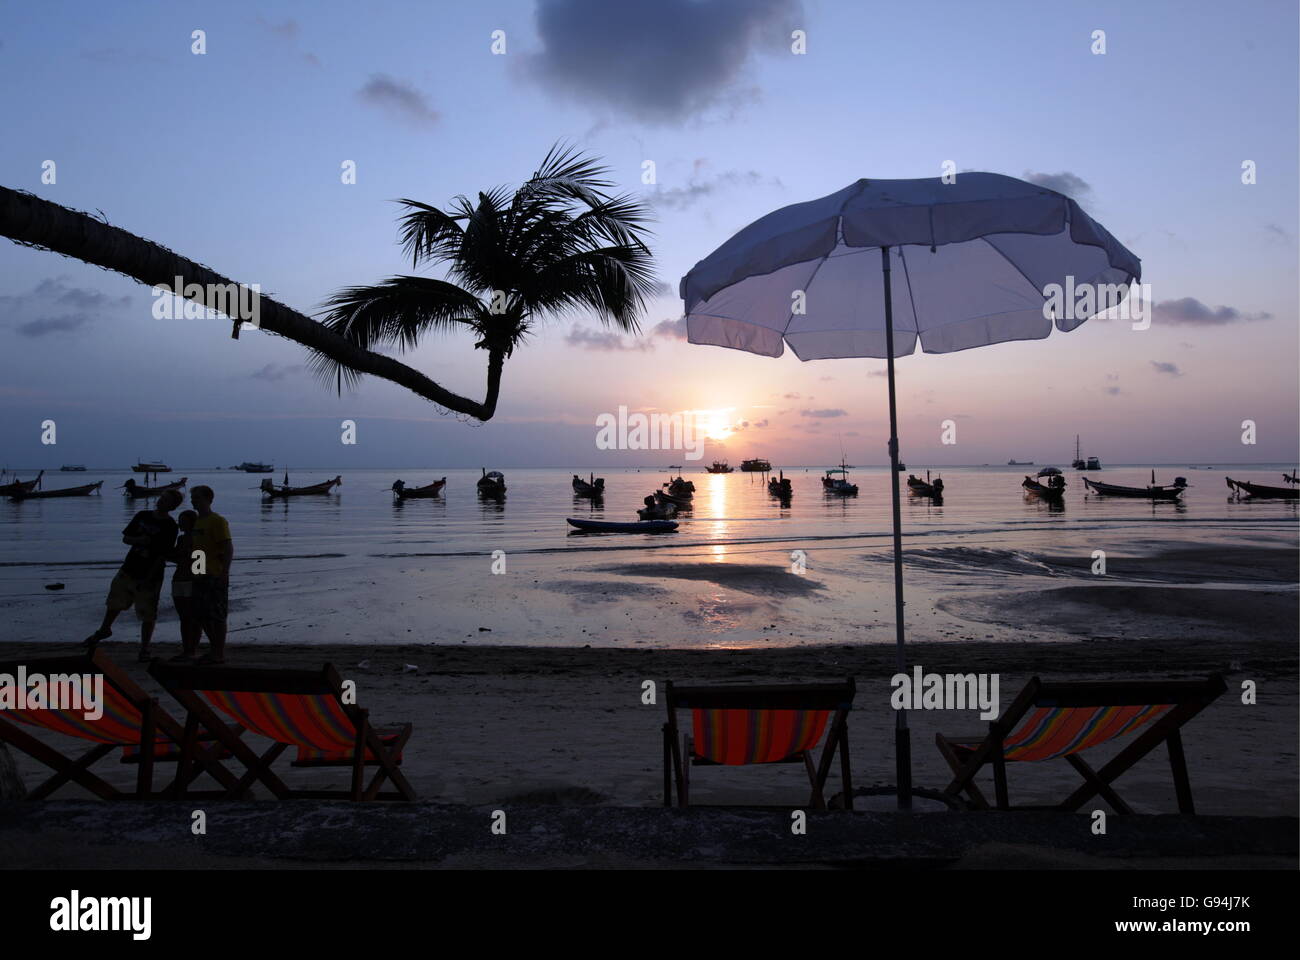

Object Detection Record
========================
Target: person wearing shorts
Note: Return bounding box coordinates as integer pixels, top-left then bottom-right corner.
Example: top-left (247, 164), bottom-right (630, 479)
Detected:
top-left (84, 488), bottom-right (183, 661)
top-left (169, 509), bottom-right (202, 661)
top-left (189, 485), bottom-right (232, 664)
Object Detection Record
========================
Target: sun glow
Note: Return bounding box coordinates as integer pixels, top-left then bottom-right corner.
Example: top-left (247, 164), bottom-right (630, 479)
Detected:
top-left (695, 408), bottom-right (735, 442)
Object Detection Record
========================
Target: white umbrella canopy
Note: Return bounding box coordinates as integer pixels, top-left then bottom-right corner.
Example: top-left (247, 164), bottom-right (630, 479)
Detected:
top-left (680, 173), bottom-right (1140, 808)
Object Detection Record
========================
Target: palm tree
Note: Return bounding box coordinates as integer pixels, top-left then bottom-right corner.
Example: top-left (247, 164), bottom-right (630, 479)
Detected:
top-left (0, 145), bottom-right (655, 421)
top-left (313, 144), bottom-right (656, 418)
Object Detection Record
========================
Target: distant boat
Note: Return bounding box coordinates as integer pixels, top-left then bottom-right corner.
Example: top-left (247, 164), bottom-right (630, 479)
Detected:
top-left (822, 462), bottom-right (858, 496)
top-left (10, 480), bottom-right (103, 500)
top-left (59, 465), bottom-right (86, 472)
top-left (239, 461), bottom-right (274, 473)
top-left (1225, 475), bottom-right (1299, 500)
top-left (0, 470), bottom-right (43, 497)
top-left (739, 458), bottom-right (771, 472)
top-left (392, 477), bottom-right (446, 500)
top-left (895, 462), bottom-right (906, 471)
top-left (907, 472), bottom-right (945, 500)
top-left (476, 469), bottom-right (507, 498)
top-left (704, 461), bottom-right (733, 473)
top-left (132, 460), bottom-right (171, 473)
top-left (260, 475), bottom-right (342, 497)
top-left (767, 471), bottom-right (793, 499)
top-left (571, 473), bottom-right (605, 499)
top-left (122, 476), bottom-right (187, 498)
top-left (1084, 472), bottom-right (1185, 501)
top-left (1007, 459), bottom-right (1034, 466)
top-left (1070, 435), bottom-right (1101, 471)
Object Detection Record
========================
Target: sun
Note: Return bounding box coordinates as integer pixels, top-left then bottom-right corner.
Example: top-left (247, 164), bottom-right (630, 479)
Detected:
top-left (698, 409), bottom-right (735, 442)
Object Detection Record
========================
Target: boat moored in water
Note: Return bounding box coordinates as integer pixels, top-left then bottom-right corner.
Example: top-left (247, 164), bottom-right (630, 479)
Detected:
top-left (567, 517), bottom-right (677, 533)
top-left (767, 471), bottom-right (792, 499)
top-left (571, 474), bottom-right (605, 498)
top-left (907, 473), bottom-right (945, 499)
top-left (1083, 473), bottom-right (1186, 501)
top-left (260, 475), bottom-right (342, 497)
top-left (476, 469), bottom-right (507, 498)
top-left (822, 462), bottom-right (858, 496)
top-left (1225, 475), bottom-right (1299, 500)
top-left (10, 480), bottom-right (103, 500)
top-left (122, 476), bottom-right (187, 498)
top-left (60, 465), bottom-right (86, 472)
top-left (0, 470), bottom-right (43, 497)
top-left (239, 462), bottom-right (274, 473)
top-left (704, 461), bottom-right (733, 473)
top-left (739, 458), bottom-right (771, 472)
top-left (392, 477), bottom-right (447, 500)
top-left (1022, 473), bottom-right (1066, 502)
top-left (132, 460), bottom-right (171, 473)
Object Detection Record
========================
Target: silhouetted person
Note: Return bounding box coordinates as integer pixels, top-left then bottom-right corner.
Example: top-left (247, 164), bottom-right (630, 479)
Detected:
top-left (84, 488), bottom-right (183, 660)
top-left (189, 485), bottom-right (233, 664)
top-left (169, 510), bottom-right (202, 661)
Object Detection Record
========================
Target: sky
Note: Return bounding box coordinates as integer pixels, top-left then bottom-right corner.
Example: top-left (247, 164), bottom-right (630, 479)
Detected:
top-left (1, 0), bottom-right (1297, 469)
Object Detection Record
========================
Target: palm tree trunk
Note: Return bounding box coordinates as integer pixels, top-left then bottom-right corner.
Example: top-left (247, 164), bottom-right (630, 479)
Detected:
top-left (0, 186), bottom-right (502, 420)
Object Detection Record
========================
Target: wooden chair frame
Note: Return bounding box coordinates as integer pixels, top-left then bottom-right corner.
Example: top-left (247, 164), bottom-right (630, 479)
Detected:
top-left (937, 675), bottom-right (1227, 814)
top-left (0, 650), bottom-right (240, 800)
top-left (149, 661), bottom-right (416, 801)
top-left (663, 678), bottom-right (856, 810)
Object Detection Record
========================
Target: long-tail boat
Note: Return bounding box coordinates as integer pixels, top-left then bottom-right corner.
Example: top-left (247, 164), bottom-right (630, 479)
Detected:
top-left (1225, 475), bottom-right (1299, 500)
top-left (767, 471), bottom-right (792, 499)
top-left (1022, 475), bottom-right (1066, 503)
top-left (10, 480), bottom-right (103, 500)
top-left (822, 462), bottom-right (858, 496)
top-left (260, 475), bottom-right (342, 497)
top-left (907, 472), bottom-right (945, 499)
top-left (664, 475), bottom-right (695, 499)
top-left (392, 477), bottom-right (446, 500)
top-left (571, 474), bottom-right (605, 498)
top-left (476, 469), bottom-right (507, 498)
top-left (0, 470), bottom-right (43, 497)
top-left (1083, 472), bottom-right (1186, 501)
top-left (121, 476), bottom-right (187, 498)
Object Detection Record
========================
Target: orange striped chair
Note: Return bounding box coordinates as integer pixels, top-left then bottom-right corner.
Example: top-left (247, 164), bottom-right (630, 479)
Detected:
top-left (0, 650), bottom-right (240, 800)
top-left (936, 675), bottom-right (1226, 813)
top-left (149, 661), bottom-right (416, 801)
top-left (663, 678), bottom-right (855, 809)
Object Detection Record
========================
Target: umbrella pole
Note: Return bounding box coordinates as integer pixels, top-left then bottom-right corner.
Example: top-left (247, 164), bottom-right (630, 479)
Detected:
top-left (881, 245), bottom-right (912, 809)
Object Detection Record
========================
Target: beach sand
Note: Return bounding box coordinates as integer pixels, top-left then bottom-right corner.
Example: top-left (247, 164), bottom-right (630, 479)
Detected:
top-left (1, 541), bottom-right (1294, 867)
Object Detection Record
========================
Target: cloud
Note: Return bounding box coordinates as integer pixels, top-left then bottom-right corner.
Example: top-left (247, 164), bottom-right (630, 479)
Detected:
top-left (0, 277), bottom-right (132, 337)
top-left (565, 326), bottom-right (652, 351)
top-left (1152, 297), bottom-right (1271, 326)
top-left (358, 75), bottom-right (439, 127)
top-left (1150, 361), bottom-right (1182, 377)
top-left (650, 170), bottom-right (782, 210)
top-left (800, 408), bottom-right (846, 418)
top-left (249, 363), bottom-right (306, 382)
top-left (1023, 170), bottom-right (1091, 199)
top-left (1105, 386), bottom-right (1121, 395)
top-left (650, 317), bottom-right (687, 340)
top-left (783, 392), bottom-right (801, 399)
top-left (525, 0), bottom-right (801, 123)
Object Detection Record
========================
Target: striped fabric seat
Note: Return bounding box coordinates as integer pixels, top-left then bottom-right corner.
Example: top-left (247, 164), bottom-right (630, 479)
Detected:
top-left (692, 708), bottom-right (831, 765)
top-left (951, 704), bottom-right (1172, 762)
top-left (197, 689), bottom-right (403, 765)
top-left (6, 679), bottom-right (145, 745)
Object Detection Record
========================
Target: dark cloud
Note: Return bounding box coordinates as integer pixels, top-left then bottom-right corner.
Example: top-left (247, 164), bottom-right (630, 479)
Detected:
top-left (1152, 297), bottom-right (1270, 326)
top-left (754, 418), bottom-right (770, 428)
top-left (650, 170), bottom-right (782, 210)
top-left (526, 0), bottom-right (801, 122)
top-left (249, 363), bottom-right (306, 382)
top-left (801, 408), bottom-right (846, 418)
top-left (565, 326), bottom-right (652, 351)
top-left (0, 277), bottom-right (132, 337)
top-left (651, 318), bottom-right (687, 340)
top-left (358, 75), bottom-right (439, 127)
top-left (1023, 170), bottom-right (1091, 199)
top-left (1150, 361), bottom-right (1182, 377)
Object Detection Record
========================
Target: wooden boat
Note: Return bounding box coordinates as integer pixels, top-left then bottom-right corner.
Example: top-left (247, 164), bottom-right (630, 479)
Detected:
top-left (11, 480), bottom-right (103, 500)
top-left (637, 496), bottom-right (677, 520)
top-left (260, 475), bottom-right (342, 497)
top-left (822, 463), bottom-right (858, 496)
top-left (739, 458), bottom-right (771, 472)
top-left (0, 470), bottom-right (43, 497)
top-left (1225, 476), bottom-right (1299, 500)
top-left (571, 474), bottom-right (605, 498)
top-left (476, 469), bottom-right (507, 498)
top-left (654, 489), bottom-right (693, 509)
top-left (59, 465), bottom-right (86, 472)
top-left (705, 461), bottom-right (733, 473)
top-left (239, 461), bottom-right (274, 473)
top-left (664, 475), bottom-right (695, 499)
top-left (1070, 435), bottom-right (1101, 471)
top-left (122, 476), bottom-right (187, 498)
top-left (767, 471), bottom-right (792, 499)
top-left (566, 517), bottom-right (677, 533)
top-left (392, 477), bottom-right (446, 500)
top-left (132, 460), bottom-right (171, 473)
top-left (1083, 474), bottom-right (1185, 501)
top-left (907, 473), bottom-right (945, 499)
top-left (1022, 475), bottom-right (1066, 502)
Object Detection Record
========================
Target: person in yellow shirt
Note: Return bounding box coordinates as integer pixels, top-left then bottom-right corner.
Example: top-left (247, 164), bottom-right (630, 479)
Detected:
top-left (188, 485), bottom-right (233, 664)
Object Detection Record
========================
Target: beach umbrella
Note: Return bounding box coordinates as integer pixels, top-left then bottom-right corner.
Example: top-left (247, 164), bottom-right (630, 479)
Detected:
top-left (680, 174), bottom-right (1140, 807)
top-left (1036, 466), bottom-right (1063, 477)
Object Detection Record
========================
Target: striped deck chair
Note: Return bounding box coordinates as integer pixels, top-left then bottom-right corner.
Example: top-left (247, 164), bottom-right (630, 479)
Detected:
top-left (936, 675), bottom-right (1226, 813)
top-left (663, 678), bottom-right (855, 810)
top-left (0, 650), bottom-right (240, 800)
top-left (149, 661), bottom-right (416, 801)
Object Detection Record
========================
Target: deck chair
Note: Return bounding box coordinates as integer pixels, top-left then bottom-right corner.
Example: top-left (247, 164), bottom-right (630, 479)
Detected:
top-left (0, 650), bottom-right (241, 800)
top-left (936, 675), bottom-right (1226, 813)
top-left (663, 678), bottom-right (855, 810)
top-left (149, 661), bottom-right (416, 801)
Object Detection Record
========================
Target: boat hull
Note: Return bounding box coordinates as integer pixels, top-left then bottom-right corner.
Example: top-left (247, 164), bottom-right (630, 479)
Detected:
top-left (11, 481), bottom-right (103, 500)
top-left (566, 518), bottom-right (677, 533)
top-left (124, 478), bottom-right (187, 498)
top-left (396, 480), bottom-right (446, 499)
top-left (1226, 478), bottom-right (1299, 500)
top-left (1083, 478), bottom-right (1182, 500)
top-left (1022, 477), bottom-right (1065, 502)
